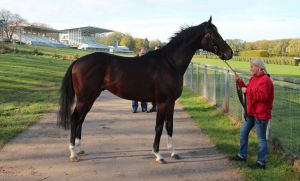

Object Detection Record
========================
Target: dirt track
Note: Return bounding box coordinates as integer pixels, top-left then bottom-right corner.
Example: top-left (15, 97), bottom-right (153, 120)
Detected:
top-left (0, 91), bottom-right (243, 181)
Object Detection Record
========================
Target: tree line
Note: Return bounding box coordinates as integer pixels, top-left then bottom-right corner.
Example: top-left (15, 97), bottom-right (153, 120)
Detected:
top-left (97, 32), bottom-right (165, 53)
top-left (226, 39), bottom-right (300, 57)
top-left (98, 34), bottom-right (300, 56)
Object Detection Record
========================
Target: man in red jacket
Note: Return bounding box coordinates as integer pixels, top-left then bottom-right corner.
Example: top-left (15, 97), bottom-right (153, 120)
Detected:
top-left (231, 58), bottom-right (274, 169)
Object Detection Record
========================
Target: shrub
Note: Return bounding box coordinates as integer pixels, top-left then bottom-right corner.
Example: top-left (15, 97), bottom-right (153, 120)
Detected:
top-left (13, 48), bottom-right (19, 53)
top-left (32, 48), bottom-right (43, 55)
top-left (240, 50), bottom-right (269, 57)
top-left (74, 54), bottom-right (79, 59)
top-left (53, 53), bottom-right (60, 58)
top-left (0, 44), bottom-right (12, 54)
top-left (193, 54), bottom-right (218, 59)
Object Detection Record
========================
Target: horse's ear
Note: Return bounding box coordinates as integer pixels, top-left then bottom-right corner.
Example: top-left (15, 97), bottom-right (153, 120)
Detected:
top-left (208, 16), bottom-right (212, 24)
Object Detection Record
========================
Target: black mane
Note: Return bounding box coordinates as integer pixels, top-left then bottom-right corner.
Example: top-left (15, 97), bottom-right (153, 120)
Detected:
top-left (162, 22), bottom-right (207, 52)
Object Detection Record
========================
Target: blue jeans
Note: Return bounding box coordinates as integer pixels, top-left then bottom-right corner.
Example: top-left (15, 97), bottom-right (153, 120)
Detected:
top-left (239, 116), bottom-right (269, 165)
top-left (151, 102), bottom-right (156, 108)
top-left (132, 101), bottom-right (147, 110)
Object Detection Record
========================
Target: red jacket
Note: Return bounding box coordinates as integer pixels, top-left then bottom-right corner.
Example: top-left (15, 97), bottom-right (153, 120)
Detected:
top-left (236, 72), bottom-right (274, 120)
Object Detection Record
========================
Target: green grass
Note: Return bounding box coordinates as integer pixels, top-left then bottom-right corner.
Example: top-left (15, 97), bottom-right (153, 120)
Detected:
top-left (178, 88), bottom-right (300, 181)
top-left (0, 53), bottom-right (70, 147)
top-left (6, 44), bottom-right (136, 59)
top-left (192, 57), bottom-right (300, 80)
top-left (7, 44), bottom-right (92, 59)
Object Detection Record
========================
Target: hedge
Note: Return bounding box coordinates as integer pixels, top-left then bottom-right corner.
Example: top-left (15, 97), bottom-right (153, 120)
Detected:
top-left (193, 55), bottom-right (299, 66)
top-left (240, 50), bottom-right (269, 57)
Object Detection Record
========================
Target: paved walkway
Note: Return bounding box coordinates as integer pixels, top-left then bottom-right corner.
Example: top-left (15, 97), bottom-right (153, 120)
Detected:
top-left (0, 91), bottom-right (243, 181)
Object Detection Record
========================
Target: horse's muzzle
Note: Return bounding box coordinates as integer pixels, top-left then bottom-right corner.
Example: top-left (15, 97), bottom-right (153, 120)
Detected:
top-left (219, 50), bottom-right (233, 60)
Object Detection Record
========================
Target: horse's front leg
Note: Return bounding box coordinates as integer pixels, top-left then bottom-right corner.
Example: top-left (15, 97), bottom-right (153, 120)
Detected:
top-left (69, 109), bottom-right (88, 161)
top-left (165, 102), bottom-right (180, 159)
top-left (152, 103), bottom-right (167, 164)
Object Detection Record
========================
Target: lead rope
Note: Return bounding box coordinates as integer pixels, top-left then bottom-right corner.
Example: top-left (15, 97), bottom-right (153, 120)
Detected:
top-left (222, 60), bottom-right (248, 119)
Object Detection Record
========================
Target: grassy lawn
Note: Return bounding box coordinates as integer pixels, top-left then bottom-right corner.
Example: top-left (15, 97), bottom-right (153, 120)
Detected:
top-left (0, 53), bottom-right (70, 147)
top-left (178, 88), bottom-right (300, 181)
top-left (192, 57), bottom-right (300, 80)
top-left (7, 44), bottom-right (92, 60)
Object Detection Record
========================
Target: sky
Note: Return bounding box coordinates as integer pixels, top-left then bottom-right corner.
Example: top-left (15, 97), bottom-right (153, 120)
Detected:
top-left (1, 0), bottom-right (300, 42)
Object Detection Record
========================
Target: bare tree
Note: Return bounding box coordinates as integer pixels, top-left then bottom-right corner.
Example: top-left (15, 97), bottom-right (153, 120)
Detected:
top-left (0, 9), bottom-right (25, 42)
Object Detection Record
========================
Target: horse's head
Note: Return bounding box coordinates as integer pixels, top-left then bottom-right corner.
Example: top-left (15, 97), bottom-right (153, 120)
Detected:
top-left (200, 17), bottom-right (233, 60)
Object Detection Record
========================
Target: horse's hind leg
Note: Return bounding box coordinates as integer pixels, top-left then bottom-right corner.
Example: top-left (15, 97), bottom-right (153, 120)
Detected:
top-left (74, 120), bottom-right (84, 156)
top-left (165, 102), bottom-right (180, 159)
top-left (69, 92), bottom-right (100, 162)
top-left (69, 108), bottom-right (80, 162)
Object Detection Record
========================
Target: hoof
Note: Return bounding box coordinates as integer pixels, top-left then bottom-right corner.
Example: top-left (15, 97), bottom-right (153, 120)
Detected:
top-left (171, 154), bottom-right (180, 160)
top-left (69, 156), bottom-right (79, 162)
top-left (77, 150), bottom-right (85, 156)
top-left (155, 159), bottom-right (167, 164)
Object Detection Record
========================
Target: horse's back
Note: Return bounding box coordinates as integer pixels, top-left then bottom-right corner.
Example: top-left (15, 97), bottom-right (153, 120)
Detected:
top-left (71, 51), bottom-right (177, 102)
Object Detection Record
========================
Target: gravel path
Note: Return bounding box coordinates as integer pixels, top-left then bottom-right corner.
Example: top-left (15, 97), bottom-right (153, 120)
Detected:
top-left (0, 91), bottom-right (243, 181)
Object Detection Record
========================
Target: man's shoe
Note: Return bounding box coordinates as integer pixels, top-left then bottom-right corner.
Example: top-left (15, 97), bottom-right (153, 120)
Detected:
top-left (142, 108), bottom-right (147, 112)
top-left (248, 162), bottom-right (266, 169)
top-left (148, 107), bottom-right (156, 112)
top-left (230, 155), bottom-right (246, 162)
top-left (132, 108), bottom-right (137, 113)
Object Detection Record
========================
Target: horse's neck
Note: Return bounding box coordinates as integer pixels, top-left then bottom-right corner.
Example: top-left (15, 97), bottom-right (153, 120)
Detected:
top-left (168, 48), bottom-right (197, 75)
top-left (165, 30), bottom-right (205, 75)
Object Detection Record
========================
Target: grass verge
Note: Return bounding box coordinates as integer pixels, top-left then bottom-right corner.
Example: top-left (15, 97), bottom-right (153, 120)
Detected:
top-left (0, 54), bottom-right (70, 147)
top-left (178, 88), bottom-right (300, 181)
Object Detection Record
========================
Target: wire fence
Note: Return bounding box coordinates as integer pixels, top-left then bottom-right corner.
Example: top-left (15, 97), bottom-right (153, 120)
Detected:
top-left (184, 62), bottom-right (300, 157)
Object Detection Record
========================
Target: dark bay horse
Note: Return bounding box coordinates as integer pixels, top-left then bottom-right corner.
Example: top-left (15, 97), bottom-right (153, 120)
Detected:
top-left (58, 17), bottom-right (233, 163)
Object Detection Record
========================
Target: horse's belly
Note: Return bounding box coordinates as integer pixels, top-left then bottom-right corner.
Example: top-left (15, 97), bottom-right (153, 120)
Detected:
top-left (106, 85), bottom-right (153, 102)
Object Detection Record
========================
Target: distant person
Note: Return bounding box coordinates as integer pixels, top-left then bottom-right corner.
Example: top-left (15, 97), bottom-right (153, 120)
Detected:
top-left (148, 45), bottom-right (161, 113)
top-left (132, 47), bottom-right (148, 113)
top-left (230, 58), bottom-right (274, 169)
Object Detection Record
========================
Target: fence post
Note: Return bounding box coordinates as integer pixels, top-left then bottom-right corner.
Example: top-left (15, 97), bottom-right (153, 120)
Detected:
top-left (223, 70), bottom-right (230, 112)
top-left (184, 64), bottom-right (190, 87)
top-left (203, 65), bottom-right (208, 99)
top-left (213, 70), bottom-right (217, 106)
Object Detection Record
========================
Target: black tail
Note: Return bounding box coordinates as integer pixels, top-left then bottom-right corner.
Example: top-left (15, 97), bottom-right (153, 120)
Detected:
top-left (57, 62), bottom-right (76, 129)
